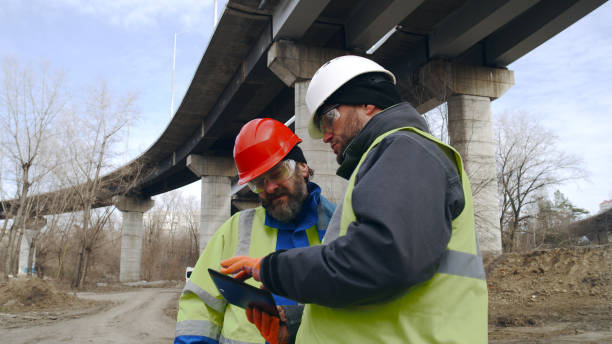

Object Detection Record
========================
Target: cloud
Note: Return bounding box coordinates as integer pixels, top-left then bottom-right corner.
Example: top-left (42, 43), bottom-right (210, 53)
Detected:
top-left (35, 0), bottom-right (217, 33)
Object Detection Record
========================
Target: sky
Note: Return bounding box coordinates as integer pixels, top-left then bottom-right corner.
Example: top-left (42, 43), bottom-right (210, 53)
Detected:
top-left (490, 2), bottom-right (612, 215)
top-left (1, 1), bottom-right (610, 215)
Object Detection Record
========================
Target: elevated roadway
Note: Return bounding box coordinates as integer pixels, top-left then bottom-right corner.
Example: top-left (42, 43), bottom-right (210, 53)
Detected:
top-left (122, 0), bottom-right (608, 198)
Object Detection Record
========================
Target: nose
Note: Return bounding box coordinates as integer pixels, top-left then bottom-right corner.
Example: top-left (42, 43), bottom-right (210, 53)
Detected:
top-left (264, 179), bottom-right (279, 194)
top-left (322, 131), bottom-right (333, 143)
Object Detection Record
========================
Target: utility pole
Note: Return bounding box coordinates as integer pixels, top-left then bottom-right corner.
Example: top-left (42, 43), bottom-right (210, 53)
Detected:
top-left (170, 32), bottom-right (179, 118)
top-left (214, 0), bottom-right (218, 27)
top-left (171, 1), bottom-right (219, 117)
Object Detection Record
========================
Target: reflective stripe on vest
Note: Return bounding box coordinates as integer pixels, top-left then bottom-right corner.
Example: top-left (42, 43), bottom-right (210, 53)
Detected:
top-left (236, 208), bottom-right (256, 256)
top-left (175, 319), bottom-right (220, 339)
top-left (439, 248), bottom-right (485, 280)
top-left (220, 334), bottom-right (260, 344)
top-left (182, 280), bottom-right (227, 313)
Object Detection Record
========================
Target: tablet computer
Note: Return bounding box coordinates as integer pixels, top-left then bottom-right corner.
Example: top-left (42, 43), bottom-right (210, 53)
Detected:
top-left (208, 268), bottom-right (279, 316)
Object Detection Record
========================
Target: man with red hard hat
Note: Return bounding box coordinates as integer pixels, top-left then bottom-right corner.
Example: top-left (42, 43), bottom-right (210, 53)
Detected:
top-left (174, 118), bottom-right (335, 344)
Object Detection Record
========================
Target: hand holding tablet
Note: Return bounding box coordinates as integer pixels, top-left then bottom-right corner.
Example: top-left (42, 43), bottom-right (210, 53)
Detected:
top-left (208, 268), bottom-right (279, 316)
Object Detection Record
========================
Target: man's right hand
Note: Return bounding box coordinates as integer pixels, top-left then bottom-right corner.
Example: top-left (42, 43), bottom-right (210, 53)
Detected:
top-left (246, 306), bottom-right (289, 344)
top-left (220, 256), bottom-right (262, 281)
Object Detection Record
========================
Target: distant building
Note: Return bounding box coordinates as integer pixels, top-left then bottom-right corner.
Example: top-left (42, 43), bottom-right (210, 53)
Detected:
top-left (600, 200), bottom-right (612, 213)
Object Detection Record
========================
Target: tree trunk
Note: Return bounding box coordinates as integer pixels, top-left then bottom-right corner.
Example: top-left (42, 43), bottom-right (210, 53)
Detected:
top-left (4, 224), bottom-right (18, 276)
top-left (78, 248), bottom-right (91, 287)
top-left (72, 202), bottom-right (92, 288)
top-left (27, 234), bottom-right (37, 276)
top-left (56, 240), bottom-right (70, 280)
top-left (12, 228), bottom-right (25, 275)
top-left (73, 249), bottom-right (84, 288)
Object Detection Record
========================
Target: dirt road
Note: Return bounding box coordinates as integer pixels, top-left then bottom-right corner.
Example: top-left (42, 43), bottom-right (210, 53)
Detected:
top-left (1, 245), bottom-right (609, 343)
top-left (0, 288), bottom-right (179, 344)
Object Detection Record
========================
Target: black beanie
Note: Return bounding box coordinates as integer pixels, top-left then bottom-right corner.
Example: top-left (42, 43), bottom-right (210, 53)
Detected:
top-left (283, 145), bottom-right (307, 164)
top-left (321, 72), bottom-right (403, 114)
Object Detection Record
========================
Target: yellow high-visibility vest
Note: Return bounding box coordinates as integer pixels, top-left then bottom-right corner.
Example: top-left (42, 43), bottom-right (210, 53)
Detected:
top-left (177, 205), bottom-right (327, 344)
top-left (297, 127), bottom-right (488, 344)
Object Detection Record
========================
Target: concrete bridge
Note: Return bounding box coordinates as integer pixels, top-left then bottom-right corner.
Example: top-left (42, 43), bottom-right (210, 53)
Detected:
top-left (4, 0), bottom-right (606, 281)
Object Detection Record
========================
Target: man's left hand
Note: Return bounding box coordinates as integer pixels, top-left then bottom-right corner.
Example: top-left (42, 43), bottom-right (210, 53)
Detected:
top-left (220, 256), bottom-right (262, 281)
top-left (246, 306), bottom-right (289, 344)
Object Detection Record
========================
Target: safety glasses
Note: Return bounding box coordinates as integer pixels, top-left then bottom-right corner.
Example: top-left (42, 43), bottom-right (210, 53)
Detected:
top-left (315, 104), bottom-right (340, 134)
top-left (247, 159), bottom-right (297, 193)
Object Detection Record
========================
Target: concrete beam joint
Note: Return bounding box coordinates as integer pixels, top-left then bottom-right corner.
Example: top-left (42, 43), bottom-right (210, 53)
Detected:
top-left (113, 195), bottom-right (154, 213)
top-left (267, 41), bottom-right (348, 86)
top-left (187, 154), bottom-right (235, 177)
top-left (419, 60), bottom-right (515, 100)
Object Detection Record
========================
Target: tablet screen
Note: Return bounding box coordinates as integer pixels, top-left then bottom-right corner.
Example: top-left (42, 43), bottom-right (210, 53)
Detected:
top-left (208, 268), bottom-right (279, 316)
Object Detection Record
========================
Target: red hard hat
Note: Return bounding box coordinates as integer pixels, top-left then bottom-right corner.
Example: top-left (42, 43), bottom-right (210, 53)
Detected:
top-left (234, 118), bottom-right (302, 185)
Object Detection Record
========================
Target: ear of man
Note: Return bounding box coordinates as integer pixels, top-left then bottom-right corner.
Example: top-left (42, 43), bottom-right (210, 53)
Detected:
top-left (365, 104), bottom-right (381, 117)
top-left (297, 162), bottom-right (309, 179)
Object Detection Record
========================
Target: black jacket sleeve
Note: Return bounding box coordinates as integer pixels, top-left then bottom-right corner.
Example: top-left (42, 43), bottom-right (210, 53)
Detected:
top-left (261, 132), bottom-right (464, 307)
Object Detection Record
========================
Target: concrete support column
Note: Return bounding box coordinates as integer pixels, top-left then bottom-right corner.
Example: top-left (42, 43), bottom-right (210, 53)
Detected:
top-left (416, 60), bottom-right (515, 256)
top-left (268, 41), bottom-right (348, 204)
top-left (447, 95), bottom-right (501, 254)
top-left (114, 196), bottom-right (154, 282)
top-left (187, 155), bottom-right (234, 253)
top-left (17, 217), bottom-right (46, 275)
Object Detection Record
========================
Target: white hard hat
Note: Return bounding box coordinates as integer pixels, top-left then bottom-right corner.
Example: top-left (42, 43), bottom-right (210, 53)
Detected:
top-left (305, 55), bottom-right (396, 139)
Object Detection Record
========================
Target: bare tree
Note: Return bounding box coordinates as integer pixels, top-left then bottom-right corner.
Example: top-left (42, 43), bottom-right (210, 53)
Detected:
top-left (183, 195), bottom-right (200, 259)
top-left (142, 190), bottom-right (200, 281)
top-left (495, 112), bottom-right (586, 252)
top-left (142, 193), bottom-right (175, 281)
top-left (57, 82), bottom-right (140, 288)
top-left (422, 103), bottom-right (449, 144)
top-left (0, 59), bottom-right (65, 279)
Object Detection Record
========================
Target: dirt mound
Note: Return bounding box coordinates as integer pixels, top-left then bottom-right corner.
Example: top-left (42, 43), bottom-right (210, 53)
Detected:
top-left (487, 245), bottom-right (611, 342)
top-left (487, 245), bottom-right (610, 301)
top-left (0, 278), bottom-right (92, 312)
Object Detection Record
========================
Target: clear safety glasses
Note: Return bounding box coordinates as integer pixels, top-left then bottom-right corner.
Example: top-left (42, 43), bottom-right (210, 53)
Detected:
top-left (247, 159), bottom-right (297, 193)
top-left (315, 104), bottom-right (340, 134)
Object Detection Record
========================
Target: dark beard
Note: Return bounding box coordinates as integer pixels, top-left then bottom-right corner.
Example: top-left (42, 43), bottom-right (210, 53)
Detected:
top-left (335, 113), bottom-right (363, 165)
top-left (336, 149), bottom-right (345, 164)
top-left (261, 175), bottom-right (308, 222)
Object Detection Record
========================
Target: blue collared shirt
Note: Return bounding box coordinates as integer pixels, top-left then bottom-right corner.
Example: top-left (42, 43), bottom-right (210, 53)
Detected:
top-left (264, 182), bottom-right (329, 305)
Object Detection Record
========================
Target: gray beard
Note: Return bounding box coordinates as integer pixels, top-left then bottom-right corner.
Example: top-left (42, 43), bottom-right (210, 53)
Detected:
top-left (262, 177), bottom-right (308, 222)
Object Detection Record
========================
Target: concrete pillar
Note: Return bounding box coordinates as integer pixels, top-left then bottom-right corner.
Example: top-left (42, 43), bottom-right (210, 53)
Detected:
top-left (114, 195), bottom-right (154, 282)
top-left (447, 95), bottom-right (502, 254)
top-left (187, 155), bottom-right (234, 253)
top-left (417, 60), bottom-right (514, 256)
top-left (268, 41), bottom-right (348, 204)
top-left (17, 217), bottom-right (46, 275)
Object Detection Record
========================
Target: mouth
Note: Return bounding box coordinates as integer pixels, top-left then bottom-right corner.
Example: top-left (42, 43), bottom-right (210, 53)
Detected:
top-left (273, 194), bottom-right (288, 202)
